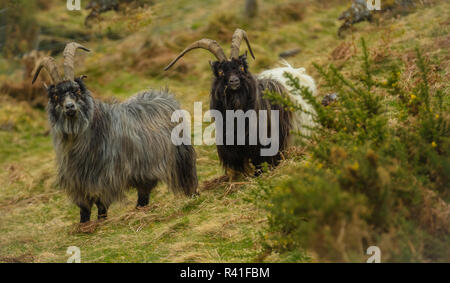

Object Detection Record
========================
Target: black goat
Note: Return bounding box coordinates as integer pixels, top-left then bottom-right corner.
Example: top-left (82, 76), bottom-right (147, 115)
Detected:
top-left (165, 29), bottom-right (309, 175)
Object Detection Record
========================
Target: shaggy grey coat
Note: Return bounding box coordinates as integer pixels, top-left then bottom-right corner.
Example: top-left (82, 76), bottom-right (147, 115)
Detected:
top-left (47, 79), bottom-right (197, 221)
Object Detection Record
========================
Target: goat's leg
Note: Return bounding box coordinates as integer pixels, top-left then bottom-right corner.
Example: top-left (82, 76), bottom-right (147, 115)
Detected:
top-left (95, 200), bottom-right (109, 220)
top-left (136, 180), bottom-right (158, 208)
top-left (78, 199), bottom-right (94, 223)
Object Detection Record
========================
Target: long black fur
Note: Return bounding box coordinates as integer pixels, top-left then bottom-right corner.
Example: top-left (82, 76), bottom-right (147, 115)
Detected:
top-left (210, 55), bottom-right (292, 174)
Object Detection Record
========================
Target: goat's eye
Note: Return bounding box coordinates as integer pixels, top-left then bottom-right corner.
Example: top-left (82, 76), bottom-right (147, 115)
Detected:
top-left (218, 70), bottom-right (223, 76)
top-left (240, 66), bottom-right (245, 72)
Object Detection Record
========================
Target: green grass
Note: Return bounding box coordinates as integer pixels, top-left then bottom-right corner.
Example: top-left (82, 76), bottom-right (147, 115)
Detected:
top-left (0, 0), bottom-right (448, 262)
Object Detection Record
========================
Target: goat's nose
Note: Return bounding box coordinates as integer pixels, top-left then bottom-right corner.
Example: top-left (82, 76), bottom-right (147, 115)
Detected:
top-left (228, 76), bottom-right (239, 85)
top-left (228, 76), bottom-right (240, 89)
top-left (65, 102), bottom-right (75, 111)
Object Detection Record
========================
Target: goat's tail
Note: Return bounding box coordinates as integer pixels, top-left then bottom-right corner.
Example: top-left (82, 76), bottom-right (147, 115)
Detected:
top-left (171, 144), bottom-right (198, 196)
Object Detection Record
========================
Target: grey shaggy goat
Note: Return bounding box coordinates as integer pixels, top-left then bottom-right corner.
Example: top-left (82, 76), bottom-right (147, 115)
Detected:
top-left (32, 42), bottom-right (198, 223)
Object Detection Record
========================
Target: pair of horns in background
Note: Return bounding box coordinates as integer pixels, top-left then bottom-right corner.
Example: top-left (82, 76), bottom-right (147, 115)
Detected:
top-left (32, 42), bottom-right (90, 85)
top-left (164, 28), bottom-right (255, 71)
top-left (33, 29), bottom-right (253, 82)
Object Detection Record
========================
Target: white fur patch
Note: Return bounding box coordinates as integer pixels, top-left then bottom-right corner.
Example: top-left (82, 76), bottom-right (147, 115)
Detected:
top-left (258, 60), bottom-right (317, 135)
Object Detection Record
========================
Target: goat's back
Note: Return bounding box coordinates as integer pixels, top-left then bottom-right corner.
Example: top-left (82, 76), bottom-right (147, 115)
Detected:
top-left (56, 89), bottom-right (196, 206)
top-left (258, 62), bottom-right (317, 135)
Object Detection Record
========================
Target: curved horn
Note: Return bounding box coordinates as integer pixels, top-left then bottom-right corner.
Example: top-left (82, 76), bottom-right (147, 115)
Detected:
top-left (32, 57), bottom-right (62, 85)
top-left (164, 39), bottom-right (226, 71)
top-left (230, 28), bottom-right (255, 60)
top-left (63, 42), bottom-right (91, 81)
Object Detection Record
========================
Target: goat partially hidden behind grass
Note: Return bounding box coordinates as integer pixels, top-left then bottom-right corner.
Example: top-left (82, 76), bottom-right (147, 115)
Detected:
top-left (32, 42), bottom-right (198, 223)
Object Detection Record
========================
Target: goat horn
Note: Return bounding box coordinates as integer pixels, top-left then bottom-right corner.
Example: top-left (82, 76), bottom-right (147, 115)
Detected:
top-left (32, 57), bottom-right (62, 85)
top-left (63, 42), bottom-right (91, 81)
top-left (230, 28), bottom-right (255, 60)
top-left (164, 39), bottom-right (227, 71)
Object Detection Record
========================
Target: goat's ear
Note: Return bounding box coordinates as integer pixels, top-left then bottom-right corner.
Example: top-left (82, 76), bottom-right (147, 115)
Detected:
top-left (239, 53), bottom-right (249, 70)
top-left (209, 60), bottom-right (216, 71)
top-left (239, 51), bottom-right (247, 61)
top-left (75, 76), bottom-right (88, 92)
top-left (46, 85), bottom-right (56, 100)
top-left (239, 52), bottom-right (249, 65)
top-left (210, 61), bottom-right (220, 76)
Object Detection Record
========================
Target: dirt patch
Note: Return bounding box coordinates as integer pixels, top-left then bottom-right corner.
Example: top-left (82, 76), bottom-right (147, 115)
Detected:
top-left (0, 253), bottom-right (34, 263)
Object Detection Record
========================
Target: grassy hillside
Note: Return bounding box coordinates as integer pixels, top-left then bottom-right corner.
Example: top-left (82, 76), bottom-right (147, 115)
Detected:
top-left (0, 0), bottom-right (448, 262)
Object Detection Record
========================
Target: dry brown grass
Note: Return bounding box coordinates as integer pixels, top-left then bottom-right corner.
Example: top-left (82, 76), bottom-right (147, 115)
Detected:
top-left (0, 0), bottom-right (448, 263)
top-left (273, 1), bottom-right (306, 24)
top-left (201, 175), bottom-right (230, 191)
top-left (330, 41), bottom-right (357, 62)
top-left (0, 253), bottom-right (35, 263)
top-left (418, 188), bottom-right (450, 235)
top-left (0, 50), bottom-right (52, 108)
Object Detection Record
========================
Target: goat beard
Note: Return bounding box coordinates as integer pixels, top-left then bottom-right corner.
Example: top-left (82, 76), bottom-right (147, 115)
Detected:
top-left (53, 110), bottom-right (90, 137)
top-left (221, 75), bottom-right (256, 110)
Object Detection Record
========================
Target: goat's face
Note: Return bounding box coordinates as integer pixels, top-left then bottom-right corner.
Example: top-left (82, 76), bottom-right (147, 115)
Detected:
top-left (164, 29), bottom-right (256, 98)
top-left (211, 55), bottom-right (250, 91)
top-left (163, 29), bottom-right (256, 108)
top-left (47, 78), bottom-right (93, 136)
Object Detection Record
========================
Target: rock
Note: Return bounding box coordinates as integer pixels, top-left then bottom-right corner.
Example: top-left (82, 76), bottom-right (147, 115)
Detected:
top-left (85, 0), bottom-right (120, 26)
top-left (322, 93), bottom-right (339, 106)
top-left (338, 0), bottom-right (372, 37)
top-left (279, 48), bottom-right (301, 58)
top-left (338, 0), bottom-right (418, 37)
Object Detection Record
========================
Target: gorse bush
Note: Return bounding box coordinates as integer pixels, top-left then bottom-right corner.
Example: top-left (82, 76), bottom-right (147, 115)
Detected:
top-left (260, 38), bottom-right (449, 262)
